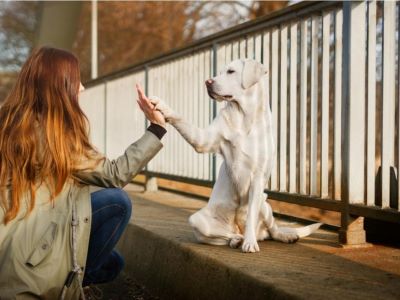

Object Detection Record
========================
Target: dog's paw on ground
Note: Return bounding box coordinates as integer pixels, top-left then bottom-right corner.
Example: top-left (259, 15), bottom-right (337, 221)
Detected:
top-left (229, 236), bottom-right (243, 249)
top-left (241, 239), bottom-right (260, 253)
top-left (272, 231), bottom-right (299, 244)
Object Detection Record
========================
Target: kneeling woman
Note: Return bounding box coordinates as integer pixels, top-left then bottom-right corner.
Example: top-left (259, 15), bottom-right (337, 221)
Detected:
top-left (0, 47), bottom-right (166, 299)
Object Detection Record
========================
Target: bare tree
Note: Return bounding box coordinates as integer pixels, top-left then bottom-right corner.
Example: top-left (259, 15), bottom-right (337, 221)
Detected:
top-left (0, 0), bottom-right (288, 91)
top-left (73, 1), bottom-right (288, 82)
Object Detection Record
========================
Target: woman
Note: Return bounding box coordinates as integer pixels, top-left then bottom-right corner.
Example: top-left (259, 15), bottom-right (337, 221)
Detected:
top-left (0, 47), bottom-right (165, 299)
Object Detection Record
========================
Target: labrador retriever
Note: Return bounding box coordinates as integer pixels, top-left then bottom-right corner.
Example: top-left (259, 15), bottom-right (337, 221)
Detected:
top-left (151, 59), bottom-right (321, 253)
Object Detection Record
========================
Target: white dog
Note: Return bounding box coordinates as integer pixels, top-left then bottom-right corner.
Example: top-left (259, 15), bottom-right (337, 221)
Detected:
top-left (151, 59), bottom-right (321, 253)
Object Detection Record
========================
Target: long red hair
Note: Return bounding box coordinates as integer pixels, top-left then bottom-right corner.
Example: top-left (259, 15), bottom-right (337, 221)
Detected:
top-left (0, 47), bottom-right (98, 224)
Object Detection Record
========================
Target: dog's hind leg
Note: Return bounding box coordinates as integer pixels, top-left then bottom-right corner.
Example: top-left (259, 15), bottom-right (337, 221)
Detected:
top-left (260, 199), bottom-right (299, 243)
top-left (189, 209), bottom-right (242, 246)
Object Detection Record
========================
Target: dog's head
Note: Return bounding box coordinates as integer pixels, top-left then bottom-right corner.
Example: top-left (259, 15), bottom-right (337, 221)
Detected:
top-left (205, 59), bottom-right (267, 102)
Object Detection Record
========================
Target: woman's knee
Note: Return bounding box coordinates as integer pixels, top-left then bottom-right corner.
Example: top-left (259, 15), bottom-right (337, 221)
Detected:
top-left (109, 188), bottom-right (132, 218)
top-left (91, 188), bottom-right (132, 225)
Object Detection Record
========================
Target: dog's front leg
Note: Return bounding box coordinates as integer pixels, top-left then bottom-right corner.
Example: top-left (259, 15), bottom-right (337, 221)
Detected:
top-left (242, 178), bottom-right (264, 253)
top-left (151, 97), bottom-right (223, 153)
top-left (170, 118), bottom-right (224, 154)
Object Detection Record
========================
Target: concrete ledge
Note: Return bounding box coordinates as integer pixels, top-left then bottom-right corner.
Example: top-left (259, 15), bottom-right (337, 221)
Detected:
top-left (117, 184), bottom-right (400, 300)
top-left (119, 225), bottom-right (293, 300)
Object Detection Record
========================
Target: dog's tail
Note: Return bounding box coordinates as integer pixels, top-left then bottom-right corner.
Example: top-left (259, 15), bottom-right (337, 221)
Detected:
top-left (279, 222), bottom-right (322, 238)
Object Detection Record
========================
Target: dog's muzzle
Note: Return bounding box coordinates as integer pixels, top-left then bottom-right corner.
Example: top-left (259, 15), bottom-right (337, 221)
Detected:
top-left (205, 80), bottom-right (232, 101)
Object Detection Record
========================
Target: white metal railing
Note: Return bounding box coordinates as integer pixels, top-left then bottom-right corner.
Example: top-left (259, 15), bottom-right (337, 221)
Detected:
top-left (80, 1), bottom-right (400, 238)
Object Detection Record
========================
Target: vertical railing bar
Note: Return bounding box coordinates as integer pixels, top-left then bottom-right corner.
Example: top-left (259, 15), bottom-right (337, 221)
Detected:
top-left (169, 63), bottom-right (174, 176)
top-left (367, 0), bottom-right (376, 206)
top-left (253, 34), bottom-right (257, 59)
top-left (340, 1), bottom-right (352, 241)
top-left (289, 22), bottom-right (298, 193)
top-left (398, 1), bottom-right (400, 211)
top-left (382, 1), bottom-right (396, 209)
top-left (184, 58), bottom-right (189, 177)
top-left (255, 33), bottom-right (262, 62)
top-left (310, 16), bottom-right (319, 196)
top-left (263, 30), bottom-right (272, 190)
top-left (194, 55), bottom-right (199, 179)
top-left (244, 35), bottom-right (248, 58)
top-left (321, 12), bottom-right (330, 198)
top-left (212, 43), bottom-right (218, 182)
top-left (178, 60), bottom-right (183, 177)
top-left (300, 19), bottom-right (308, 195)
top-left (261, 33), bottom-right (264, 64)
top-left (334, 9), bottom-right (342, 201)
top-left (188, 57), bottom-right (193, 178)
top-left (165, 61), bottom-right (171, 173)
top-left (143, 65), bottom-right (151, 179)
top-left (104, 82), bottom-right (108, 156)
top-left (271, 27), bottom-right (279, 191)
top-left (280, 25), bottom-right (288, 192)
top-left (340, 2), bottom-right (367, 245)
top-left (198, 53), bottom-right (204, 179)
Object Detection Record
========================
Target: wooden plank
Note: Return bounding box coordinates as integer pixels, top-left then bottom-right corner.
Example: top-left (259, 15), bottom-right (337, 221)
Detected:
top-left (381, 1), bottom-right (396, 208)
top-left (321, 12), bottom-right (330, 198)
top-left (310, 16), bottom-right (319, 196)
top-left (280, 25), bottom-right (288, 192)
top-left (289, 22), bottom-right (298, 193)
top-left (334, 10), bottom-right (342, 200)
top-left (271, 27), bottom-right (279, 191)
top-left (367, 1), bottom-right (376, 206)
top-left (299, 19), bottom-right (308, 195)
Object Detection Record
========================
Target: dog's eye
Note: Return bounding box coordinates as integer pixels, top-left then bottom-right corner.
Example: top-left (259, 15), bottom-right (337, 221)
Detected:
top-left (227, 69), bottom-right (235, 74)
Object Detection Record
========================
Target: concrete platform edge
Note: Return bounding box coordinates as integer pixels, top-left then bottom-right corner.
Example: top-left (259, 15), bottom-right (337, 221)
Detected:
top-left (117, 223), bottom-right (299, 300)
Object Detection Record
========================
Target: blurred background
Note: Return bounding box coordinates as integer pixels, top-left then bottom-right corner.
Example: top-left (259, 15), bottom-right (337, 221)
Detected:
top-left (0, 0), bottom-right (289, 103)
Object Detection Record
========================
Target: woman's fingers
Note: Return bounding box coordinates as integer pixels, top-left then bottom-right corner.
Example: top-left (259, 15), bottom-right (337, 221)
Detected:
top-left (137, 100), bottom-right (145, 112)
top-left (136, 84), bottom-right (145, 100)
top-left (136, 83), bottom-right (155, 110)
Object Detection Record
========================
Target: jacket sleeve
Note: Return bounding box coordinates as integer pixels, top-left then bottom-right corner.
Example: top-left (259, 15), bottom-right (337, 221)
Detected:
top-left (73, 131), bottom-right (163, 188)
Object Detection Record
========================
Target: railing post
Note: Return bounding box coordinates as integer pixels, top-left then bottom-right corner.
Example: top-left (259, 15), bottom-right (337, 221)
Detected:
top-left (144, 65), bottom-right (158, 191)
top-left (339, 1), bottom-right (367, 246)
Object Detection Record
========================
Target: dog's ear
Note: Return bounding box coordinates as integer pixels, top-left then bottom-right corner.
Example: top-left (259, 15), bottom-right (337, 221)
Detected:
top-left (241, 60), bottom-right (268, 89)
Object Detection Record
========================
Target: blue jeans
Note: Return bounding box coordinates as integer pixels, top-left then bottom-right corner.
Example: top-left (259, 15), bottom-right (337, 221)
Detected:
top-left (82, 188), bottom-right (132, 286)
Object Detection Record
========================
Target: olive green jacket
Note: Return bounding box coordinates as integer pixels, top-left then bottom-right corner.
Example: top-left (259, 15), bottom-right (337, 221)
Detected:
top-left (0, 131), bottom-right (163, 300)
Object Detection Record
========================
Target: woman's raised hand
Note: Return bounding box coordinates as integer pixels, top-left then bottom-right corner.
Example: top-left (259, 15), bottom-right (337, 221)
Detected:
top-left (136, 84), bottom-right (166, 128)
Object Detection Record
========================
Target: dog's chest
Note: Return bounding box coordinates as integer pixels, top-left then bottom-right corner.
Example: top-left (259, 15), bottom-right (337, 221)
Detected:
top-left (221, 128), bottom-right (270, 181)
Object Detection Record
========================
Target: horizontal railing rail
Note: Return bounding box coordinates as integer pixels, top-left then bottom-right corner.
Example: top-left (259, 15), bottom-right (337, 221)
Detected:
top-left (80, 1), bottom-right (400, 245)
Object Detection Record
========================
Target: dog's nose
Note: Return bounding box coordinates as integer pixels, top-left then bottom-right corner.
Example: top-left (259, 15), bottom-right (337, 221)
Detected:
top-left (205, 79), bottom-right (214, 87)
